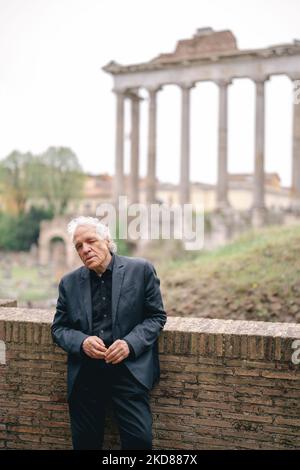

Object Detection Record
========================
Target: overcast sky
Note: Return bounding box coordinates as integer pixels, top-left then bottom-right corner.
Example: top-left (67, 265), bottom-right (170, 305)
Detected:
top-left (0, 0), bottom-right (299, 186)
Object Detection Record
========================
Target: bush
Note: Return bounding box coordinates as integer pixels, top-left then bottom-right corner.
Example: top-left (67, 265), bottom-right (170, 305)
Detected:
top-left (0, 207), bottom-right (54, 251)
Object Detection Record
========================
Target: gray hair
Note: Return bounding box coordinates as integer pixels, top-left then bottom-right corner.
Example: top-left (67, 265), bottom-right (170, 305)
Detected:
top-left (67, 216), bottom-right (117, 253)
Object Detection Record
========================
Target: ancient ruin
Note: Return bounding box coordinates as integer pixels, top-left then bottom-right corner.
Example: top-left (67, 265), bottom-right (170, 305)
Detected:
top-left (103, 28), bottom-right (300, 217)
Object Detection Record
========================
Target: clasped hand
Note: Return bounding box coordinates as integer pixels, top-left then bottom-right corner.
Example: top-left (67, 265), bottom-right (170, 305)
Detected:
top-left (82, 336), bottom-right (130, 364)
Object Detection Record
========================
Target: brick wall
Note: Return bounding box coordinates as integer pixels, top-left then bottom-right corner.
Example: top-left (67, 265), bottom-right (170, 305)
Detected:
top-left (0, 307), bottom-right (300, 449)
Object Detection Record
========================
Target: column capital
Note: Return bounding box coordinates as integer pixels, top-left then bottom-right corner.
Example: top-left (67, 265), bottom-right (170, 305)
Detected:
top-left (178, 81), bottom-right (195, 90)
top-left (126, 88), bottom-right (143, 101)
top-left (288, 73), bottom-right (300, 82)
top-left (113, 88), bottom-right (143, 101)
top-left (145, 85), bottom-right (162, 94)
top-left (215, 78), bottom-right (232, 87)
top-left (112, 87), bottom-right (127, 96)
top-left (251, 75), bottom-right (270, 85)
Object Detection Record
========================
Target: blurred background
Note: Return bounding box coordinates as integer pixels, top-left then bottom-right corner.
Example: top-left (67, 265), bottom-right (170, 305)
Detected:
top-left (0, 0), bottom-right (300, 324)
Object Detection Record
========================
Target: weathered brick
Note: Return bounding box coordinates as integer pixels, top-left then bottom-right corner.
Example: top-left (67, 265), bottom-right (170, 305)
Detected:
top-left (160, 354), bottom-right (197, 364)
top-left (157, 397), bottom-right (180, 405)
top-left (199, 333), bottom-right (208, 355)
top-left (215, 334), bottom-right (224, 357)
top-left (0, 313), bottom-right (300, 450)
top-left (274, 416), bottom-right (300, 427)
top-left (154, 405), bottom-right (195, 415)
top-left (221, 412), bottom-right (273, 424)
top-left (275, 337), bottom-right (282, 361)
top-left (240, 335), bottom-right (248, 359)
top-left (234, 368), bottom-right (260, 377)
top-left (18, 433), bottom-right (41, 443)
top-left (261, 370), bottom-right (298, 380)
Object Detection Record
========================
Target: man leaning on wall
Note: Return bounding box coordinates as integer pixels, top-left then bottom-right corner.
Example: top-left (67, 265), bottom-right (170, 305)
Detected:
top-left (51, 216), bottom-right (167, 450)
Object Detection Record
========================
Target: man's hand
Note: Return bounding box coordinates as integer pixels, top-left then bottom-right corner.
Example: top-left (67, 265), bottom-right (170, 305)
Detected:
top-left (105, 340), bottom-right (130, 365)
top-left (82, 336), bottom-right (107, 359)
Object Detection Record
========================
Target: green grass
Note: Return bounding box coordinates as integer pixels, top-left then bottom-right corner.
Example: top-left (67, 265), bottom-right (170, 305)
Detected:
top-left (1, 223), bottom-right (300, 320)
top-left (159, 224), bottom-right (300, 323)
top-left (0, 265), bottom-right (57, 306)
top-left (11, 266), bottom-right (40, 282)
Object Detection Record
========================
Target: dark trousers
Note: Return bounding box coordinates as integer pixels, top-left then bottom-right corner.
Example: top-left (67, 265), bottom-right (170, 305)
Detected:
top-left (68, 360), bottom-right (153, 450)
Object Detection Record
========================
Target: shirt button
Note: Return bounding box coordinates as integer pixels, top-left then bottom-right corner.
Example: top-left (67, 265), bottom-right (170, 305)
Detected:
top-left (102, 280), bottom-right (104, 284)
top-left (100, 330), bottom-right (104, 333)
top-left (102, 297), bottom-right (106, 300)
top-left (104, 315), bottom-right (107, 318)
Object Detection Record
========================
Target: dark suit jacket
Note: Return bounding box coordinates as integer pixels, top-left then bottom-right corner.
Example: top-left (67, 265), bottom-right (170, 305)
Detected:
top-left (51, 254), bottom-right (167, 400)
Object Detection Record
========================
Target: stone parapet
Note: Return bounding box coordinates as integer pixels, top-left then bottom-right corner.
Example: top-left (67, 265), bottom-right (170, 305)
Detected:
top-left (0, 308), bottom-right (300, 449)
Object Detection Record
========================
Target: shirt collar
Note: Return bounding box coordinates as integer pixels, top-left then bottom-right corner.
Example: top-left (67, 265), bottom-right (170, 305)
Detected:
top-left (105, 252), bottom-right (114, 273)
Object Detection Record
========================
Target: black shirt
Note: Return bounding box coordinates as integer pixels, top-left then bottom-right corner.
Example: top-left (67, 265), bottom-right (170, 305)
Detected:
top-left (88, 254), bottom-right (135, 358)
top-left (89, 254), bottom-right (114, 347)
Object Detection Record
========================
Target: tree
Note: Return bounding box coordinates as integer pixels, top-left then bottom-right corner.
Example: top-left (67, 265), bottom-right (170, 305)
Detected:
top-left (34, 146), bottom-right (85, 215)
top-left (0, 206), bottom-right (54, 251)
top-left (0, 146), bottom-right (86, 217)
top-left (0, 151), bottom-right (35, 215)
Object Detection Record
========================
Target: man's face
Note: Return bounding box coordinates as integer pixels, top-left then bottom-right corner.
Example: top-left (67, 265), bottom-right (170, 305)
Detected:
top-left (73, 225), bottom-right (111, 272)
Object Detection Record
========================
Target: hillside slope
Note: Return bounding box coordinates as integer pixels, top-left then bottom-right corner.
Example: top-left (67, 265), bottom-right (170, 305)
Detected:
top-left (159, 224), bottom-right (300, 323)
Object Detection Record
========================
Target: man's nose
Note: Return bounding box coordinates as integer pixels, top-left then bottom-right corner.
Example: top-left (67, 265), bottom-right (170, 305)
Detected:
top-left (82, 243), bottom-right (91, 254)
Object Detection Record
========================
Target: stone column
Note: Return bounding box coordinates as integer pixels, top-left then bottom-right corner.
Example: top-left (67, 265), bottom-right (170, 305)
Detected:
top-left (129, 91), bottom-right (141, 204)
top-left (146, 87), bottom-right (160, 204)
top-left (290, 75), bottom-right (300, 210)
top-left (253, 77), bottom-right (268, 218)
top-left (216, 79), bottom-right (231, 209)
top-left (113, 89), bottom-right (125, 204)
top-left (180, 82), bottom-right (194, 205)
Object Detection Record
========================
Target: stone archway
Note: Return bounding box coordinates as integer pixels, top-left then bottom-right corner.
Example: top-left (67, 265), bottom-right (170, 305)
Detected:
top-left (38, 217), bottom-right (78, 269)
top-left (49, 236), bottom-right (67, 268)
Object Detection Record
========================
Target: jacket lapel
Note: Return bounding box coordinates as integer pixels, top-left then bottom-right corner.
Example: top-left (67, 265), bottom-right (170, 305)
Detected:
top-left (112, 255), bottom-right (125, 326)
top-left (79, 267), bottom-right (93, 332)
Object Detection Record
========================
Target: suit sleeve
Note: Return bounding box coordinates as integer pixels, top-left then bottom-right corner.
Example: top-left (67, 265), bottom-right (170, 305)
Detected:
top-left (122, 261), bottom-right (167, 359)
top-left (51, 278), bottom-right (89, 357)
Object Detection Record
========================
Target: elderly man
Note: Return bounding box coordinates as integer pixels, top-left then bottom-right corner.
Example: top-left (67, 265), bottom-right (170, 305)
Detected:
top-left (51, 216), bottom-right (166, 450)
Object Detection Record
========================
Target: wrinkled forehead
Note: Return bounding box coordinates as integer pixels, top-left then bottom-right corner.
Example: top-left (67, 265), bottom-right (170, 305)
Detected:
top-left (73, 224), bottom-right (99, 243)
